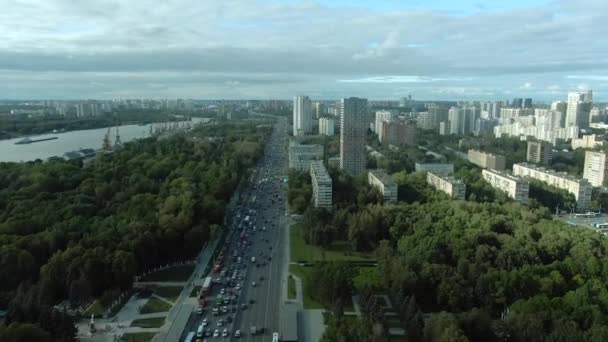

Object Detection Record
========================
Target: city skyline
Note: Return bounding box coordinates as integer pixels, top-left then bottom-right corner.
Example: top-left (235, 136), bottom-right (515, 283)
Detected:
top-left (2, 0), bottom-right (608, 100)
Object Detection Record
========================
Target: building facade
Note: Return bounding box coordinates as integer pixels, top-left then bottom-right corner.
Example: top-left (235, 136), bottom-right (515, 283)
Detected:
top-left (572, 134), bottom-right (605, 150)
top-left (512, 162), bottom-right (592, 209)
top-left (467, 149), bottom-right (506, 170)
top-left (527, 141), bottom-right (552, 164)
top-left (319, 117), bottom-right (335, 136)
top-left (368, 169), bottom-right (398, 202)
top-left (380, 120), bottom-right (416, 146)
top-left (566, 91), bottom-right (592, 129)
top-left (583, 151), bottom-right (608, 187)
top-left (288, 143), bottom-right (323, 171)
top-left (293, 95), bottom-right (313, 136)
top-left (310, 161), bottom-right (332, 209)
top-left (340, 97), bottom-right (368, 176)
top-left (375, 110), bottom-right (394, 142)
top-left (482, 169), bottom-right (530, 202)
top-left (426, 172), bottom-right (466, 200)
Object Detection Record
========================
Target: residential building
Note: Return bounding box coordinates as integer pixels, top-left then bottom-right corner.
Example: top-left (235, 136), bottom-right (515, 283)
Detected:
top-left (439, 121), bottom-right (449, 135)
top-left (482, 169), bottom-right (529, 202)
top-left (310, 161), bottom-right (332, 209)
top-left (340, 97), bottom-right (368, 175)
top-left (426, 172), bottom-right (466, 200)
top-left (368, 169), bottom-right (398, 202)
top-left (375, 110), bottom-right (394, 141)
top-left (499, 107), bottom-right (534, 119)
top-left (512, 162), bottom-right (592, 209)
top-left (468, 149), bottom-right (506, 170)
top-left (534, 109), bottom-right (563, 130)
top-left (415, 163), bottom-right (454, 175)
top-left (293, 95), bottom-right (313, 136)
top-left (494, 122), bottom-right (579, 145)
top-left (566, 90), bottom-right (593, 129)
top-left (315, 102), bottom-right (325, 119)
top-left (572, 134), bottom-right (605, 150)
top-left (418, 105), bottom-right (448, 130)
top-left (328, 156), bottom-right (341, 168)
top-left (319, 117), bottom-right (335, 136)
top-left (288, 142), bottom-right (323, 171)
top-left (448, 106), bottom-right (478, 135)
top-left (583, 151), bottom-right (608, 187)
top-left (527, 141), bottom-right (552, 164)
top-left (380, 119), bottom-right (416, 146)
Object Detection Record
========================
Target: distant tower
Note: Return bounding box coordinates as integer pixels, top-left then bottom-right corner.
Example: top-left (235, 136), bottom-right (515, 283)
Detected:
top-left (115, 127), bottom-right (122, 146)
top-left (102, 127), bottom-right (112, 151)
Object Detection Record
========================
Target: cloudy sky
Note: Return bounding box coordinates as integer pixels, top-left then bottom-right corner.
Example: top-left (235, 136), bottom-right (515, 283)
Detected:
top-left (2, 0), bottom-right (608, 100)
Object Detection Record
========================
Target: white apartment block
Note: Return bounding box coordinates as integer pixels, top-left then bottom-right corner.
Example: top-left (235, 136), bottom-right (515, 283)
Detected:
top-left (375, 110), bottom-right (394, 142)
top-left (583, 151), bottom-right (608, 187)
top-left (426, 172), bottom-right (466, 200)
top-left (319, 117), bottom-right (335, 136)
top-left (482, 169), bottom-right (530, 202)
top-left (468, 149), bottom-right (506, 170)
top-left (512, 162), bottom-right (592, 209)
top-left (368, 169), bottom-right (398, 202)
top-left (293, 95), bottom-right (313, 136)
top-left (415, 163), bottom-right (454, 175)
top-left (566, 91), bottom-right (593, 129)
top-left (499, 107), bottom-right (534, 118)
top-left (572, 134), bottom-right (605, 150)
top-left (494, 122), bottom-right (579, 145)
top-left (288, 142), bottom-right (323, 171)
top-left (310, 160), bottom-right (332, 209)
top-left (340, 97), bottom-right (368, 176)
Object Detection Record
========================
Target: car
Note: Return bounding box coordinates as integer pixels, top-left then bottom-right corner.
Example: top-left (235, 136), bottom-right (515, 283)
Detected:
top-left (196, 307), bottom-right (203, 315)
top-left (217, 319), bottom-right (224, 327)
top-left (202, 318), bottom-right (208, 326)
top-left (259, 276), bottom-right (264, 281)
top-left (226, 316), bottom-right (233, 323)
top-left (222, 329), bottom-right (229, 337)
top-left (240, 303), bottom-right (247, 310)
top-left (234, 329), bottom-right (241, 338)
top-left (213, 329), bottom-right (220, 337)
top-left (220, 288), bottom-right (226, 294)
top-left (249, 299), bottom-right (255, 304)
top-left (251, 281), bottom-right (256, 287)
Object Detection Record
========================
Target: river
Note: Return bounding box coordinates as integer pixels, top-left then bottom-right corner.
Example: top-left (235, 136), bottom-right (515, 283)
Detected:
top-left (0, 118), bottom-right (208, 163)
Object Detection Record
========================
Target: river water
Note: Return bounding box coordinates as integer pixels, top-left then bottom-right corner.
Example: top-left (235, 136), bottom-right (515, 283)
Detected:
top-left (0, 118), bottom-right (208, 163)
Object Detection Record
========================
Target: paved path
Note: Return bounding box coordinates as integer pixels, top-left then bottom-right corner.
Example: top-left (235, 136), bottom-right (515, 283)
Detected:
top-left (151, 294), bottom-right (174, 306)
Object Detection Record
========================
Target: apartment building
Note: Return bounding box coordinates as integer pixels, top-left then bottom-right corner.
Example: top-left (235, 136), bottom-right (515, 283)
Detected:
top-left (288, 142), bottom-right (323, 171)
top-left (310, 160), bottom-right (332, 209)
top-left (319, 117), bottom-right (335, 136)
top-left (368, 169), bottom-right (398, 202)
top-left (468, 149), bottom-right (506, 170)
top-left (527, 141), bottom-right (552, 164)
top-left (482, 169), bottom-right (530, 202)
top-left (512, 162), bottom-right (592, 209)
top-left (426, 172), bottom-right (466, 200)
top-left (583, 151), bottom-right (608, 187)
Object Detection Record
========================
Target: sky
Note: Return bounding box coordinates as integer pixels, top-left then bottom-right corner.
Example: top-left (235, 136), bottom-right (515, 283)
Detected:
top-left (1, 0), bottom-right (608, 101)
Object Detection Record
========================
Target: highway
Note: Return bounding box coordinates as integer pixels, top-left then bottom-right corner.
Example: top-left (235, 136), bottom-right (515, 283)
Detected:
top-left (180, 116), bottom-right (289, 341)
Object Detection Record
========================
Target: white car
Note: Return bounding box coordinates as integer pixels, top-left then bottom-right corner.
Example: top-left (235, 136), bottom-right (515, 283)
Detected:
top-left (234, 330), bottom-right (241, 338)
top-left (222, 329), bottom-right (229, 337)
top-left (251, 281), bottom-right (256, 287)
top-left (213, 329), bottom-right (220, 337)
top-left (217, 319), bottom-right (223, 327)
top-left (202, 318), bottom-right (208, 326)
top-left (220, 288), bottom-right (226, 294)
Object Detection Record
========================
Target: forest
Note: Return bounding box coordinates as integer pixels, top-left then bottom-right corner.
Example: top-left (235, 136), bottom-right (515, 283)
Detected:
top-left (0, 121), bottom-right (269, 340)
top-left (287, 145), bottom-right (608, 341)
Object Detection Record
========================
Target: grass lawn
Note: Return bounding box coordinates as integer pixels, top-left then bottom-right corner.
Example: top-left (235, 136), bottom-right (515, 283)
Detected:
top-left (290, 224), bottom-right (373, 263)
top-left (121, 332), bottom-right (157, 342)
top-left (287, 275), bottom-right (296, 299)
top-left (84, 300), bottom-right (108, 317)
top-left (139, 265), bottom-right (194, 282)
top-left (289, 265), bottom-right (324, 309)
top-left (140, 297), bottom-right (172, 314)
top-left (190, 286), bottom-right (201, 297)
top-left (389, 336), bottom-right (408, 342)
top-left (130, 317), bottom-right (166, 329)
top-left (152, 286), bottom-right (183, 303)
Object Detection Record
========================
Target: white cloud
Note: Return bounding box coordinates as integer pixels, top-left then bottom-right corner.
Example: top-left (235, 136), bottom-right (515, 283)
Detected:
top-left (338, 75), bottom-right (472, 83)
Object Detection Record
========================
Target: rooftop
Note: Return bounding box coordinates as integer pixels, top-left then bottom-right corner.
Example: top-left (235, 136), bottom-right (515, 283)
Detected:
top-left (369, 169), bottom-right (396, 186)
top-left (514, 162), bottom-right (590, 184)
top-left (311, 160), bottom-right (332, 184)
top-left (483, 168), bottom-right (525, 182)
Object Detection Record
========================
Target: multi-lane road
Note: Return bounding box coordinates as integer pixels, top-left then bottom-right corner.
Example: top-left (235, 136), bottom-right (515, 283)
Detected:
top-left (181, 116), bottom-right (290, 341)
